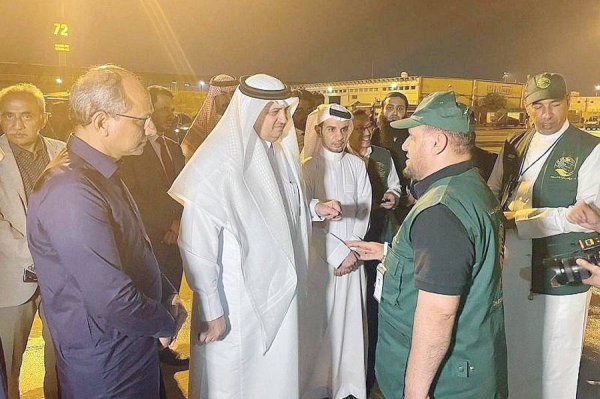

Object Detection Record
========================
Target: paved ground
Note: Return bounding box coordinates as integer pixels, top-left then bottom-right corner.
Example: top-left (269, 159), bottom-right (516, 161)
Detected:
top-left (17, 283), bottom-right (600, 399)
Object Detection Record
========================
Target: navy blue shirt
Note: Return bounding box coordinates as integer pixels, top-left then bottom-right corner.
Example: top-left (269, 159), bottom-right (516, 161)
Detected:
top-left (26, 135), bottom-right (175, 398)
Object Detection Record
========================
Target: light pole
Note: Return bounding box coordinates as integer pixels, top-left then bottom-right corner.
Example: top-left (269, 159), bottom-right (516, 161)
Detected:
top-left (595, 85), bottom-right (600, 96)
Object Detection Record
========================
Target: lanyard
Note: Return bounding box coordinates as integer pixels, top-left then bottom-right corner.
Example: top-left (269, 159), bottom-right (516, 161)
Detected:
top-left (518, 134), bottom-right (562, 178)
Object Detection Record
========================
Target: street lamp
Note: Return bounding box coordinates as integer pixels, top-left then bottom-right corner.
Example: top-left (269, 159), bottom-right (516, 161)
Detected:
top-left (595, 85), bottom-right (600, 96)
top-left (199, 80), bottom-right (206, 90)
top-left (55, 77), bottom-right (63, 84)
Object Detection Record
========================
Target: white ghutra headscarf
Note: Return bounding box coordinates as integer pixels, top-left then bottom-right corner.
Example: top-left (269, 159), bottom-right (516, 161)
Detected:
top-left (181, 74), bottom-right (238, 160)
top-left (300, 103), bottom-right (354, 163)
top-left (169, 74), bottom-right (309, 353)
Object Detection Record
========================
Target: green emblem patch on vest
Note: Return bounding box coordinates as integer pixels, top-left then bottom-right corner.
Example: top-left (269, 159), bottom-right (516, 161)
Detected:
top-left (554, 156), bottom-right (578, 178)
top-left (536, 76), bottom-right (551, 89)
top-left (375, 161), bottom-right (387, 178)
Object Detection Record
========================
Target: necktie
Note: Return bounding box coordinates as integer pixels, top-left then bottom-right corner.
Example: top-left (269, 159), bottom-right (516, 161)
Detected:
top-left (157, 135), bottom-right (176, 183)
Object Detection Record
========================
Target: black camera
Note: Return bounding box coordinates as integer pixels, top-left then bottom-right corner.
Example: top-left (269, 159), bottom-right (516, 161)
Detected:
top-left (542, 237), bottom-right (600, 287)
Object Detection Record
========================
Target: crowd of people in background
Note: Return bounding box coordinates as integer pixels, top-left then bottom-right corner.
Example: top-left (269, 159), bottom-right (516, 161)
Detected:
top-left (1, 66), bottom-right (600, 399)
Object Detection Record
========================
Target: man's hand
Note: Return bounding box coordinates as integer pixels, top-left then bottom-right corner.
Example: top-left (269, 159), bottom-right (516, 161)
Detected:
top-left (345, 240), bottom-right (385, 261)
top-left (380, 192), bottom-right (398, 210)
top-left (567, 201), bottom-right (600, 232)
top-left (578, 258), bottom-right (600, 288)
top-left (162, 219), bottom-right (181, 245)
top-left (198, 316), bottom-right (226, 344)
top-left (335, 251), bottom-right (358, 276)
top-left (315, 200), bottom-right (342, 221)
top-left (504, 211), bottom-right (516, 230)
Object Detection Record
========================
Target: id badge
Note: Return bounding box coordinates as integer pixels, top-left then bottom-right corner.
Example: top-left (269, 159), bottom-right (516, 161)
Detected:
top-left (374, 263), bottom-right (386, 303)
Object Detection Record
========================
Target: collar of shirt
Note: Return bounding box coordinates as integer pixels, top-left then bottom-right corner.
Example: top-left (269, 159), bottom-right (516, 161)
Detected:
top-left (8, 134), bottom-right (46, 160)
top-left (534, 119), bottom-right (569, 138)
top-left (68, 134), bottom-right (119, 178)
top-left (413, 160), bottom-right (473, 200)
top-left (321, 147), bottom-right (344, 162)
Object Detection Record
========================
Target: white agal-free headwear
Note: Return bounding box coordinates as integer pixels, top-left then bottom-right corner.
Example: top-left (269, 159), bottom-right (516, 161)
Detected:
top-left (301, 103), bottom-right (354, 163)
top-left (169, 74), bottom-right (309, 352)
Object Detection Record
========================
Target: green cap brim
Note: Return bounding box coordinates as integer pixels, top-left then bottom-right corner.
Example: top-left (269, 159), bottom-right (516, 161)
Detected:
top-left (390, 117), bottom-right (421, 129)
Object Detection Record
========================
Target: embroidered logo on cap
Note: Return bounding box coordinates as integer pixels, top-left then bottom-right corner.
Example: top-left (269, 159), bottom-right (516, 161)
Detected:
top-left (536, 77), bottom-right (551, 89)
top-left (554, 156), bottom-right (578, 178)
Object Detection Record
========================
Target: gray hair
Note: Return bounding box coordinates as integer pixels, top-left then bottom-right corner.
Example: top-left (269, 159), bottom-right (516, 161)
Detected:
top-left (70, 65), bottom-right (142, 126)
top-left (426, 126), bottom-right (474, 156)
top-left (0, 83), bottom-right (46, 113)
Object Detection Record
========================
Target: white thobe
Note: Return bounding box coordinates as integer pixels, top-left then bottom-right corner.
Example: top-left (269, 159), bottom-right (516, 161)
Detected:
top-left (180, 142), bottom-right (305, 399)
top-left (300, 148), bottom-right (372, 399)
top-left (488, 121), bottom-right (600, 399)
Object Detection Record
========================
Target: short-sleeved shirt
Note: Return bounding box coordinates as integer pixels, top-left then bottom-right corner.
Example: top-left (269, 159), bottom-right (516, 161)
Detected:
top-left (410, 161), bottom-right (475, 295)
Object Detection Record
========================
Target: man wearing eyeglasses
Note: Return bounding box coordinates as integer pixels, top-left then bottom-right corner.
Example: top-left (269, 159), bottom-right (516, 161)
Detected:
top-left (26, 65), bottom-right (184, 399)
top-left (0, 83), bottom-right (62, 399)
top-left (120, 85), bottom-right (188, 368)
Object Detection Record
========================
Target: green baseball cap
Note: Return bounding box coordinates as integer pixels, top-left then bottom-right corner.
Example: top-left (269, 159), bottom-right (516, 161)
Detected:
top-left (524, 72), bottom-right (567, 105)
top-left (391, 91), bottom-right (472, 133)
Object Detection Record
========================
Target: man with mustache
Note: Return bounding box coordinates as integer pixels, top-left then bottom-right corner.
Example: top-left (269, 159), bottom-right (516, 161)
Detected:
top-left (169, 74), bottom-right (342, 399)
top-left (488, 72), bottom-right (600, 399)
top-left (349, 91), bottom-right (507, 399)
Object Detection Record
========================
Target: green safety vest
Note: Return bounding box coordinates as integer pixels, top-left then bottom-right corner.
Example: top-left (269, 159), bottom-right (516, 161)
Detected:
top-left (376, 167), bottom-right (508, 399)
top-left (365, 145), bottom-right (399, 243)
top-left (500, 125), bottom-right (600, 295)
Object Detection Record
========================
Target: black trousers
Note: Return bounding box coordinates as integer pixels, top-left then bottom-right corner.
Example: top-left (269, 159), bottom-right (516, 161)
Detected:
top-left (364, 259), bottom-right (379, 394)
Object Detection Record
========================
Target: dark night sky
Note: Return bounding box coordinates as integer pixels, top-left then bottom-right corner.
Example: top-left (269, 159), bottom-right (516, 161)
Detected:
top-left (1, 0), bottom-right (599, 94)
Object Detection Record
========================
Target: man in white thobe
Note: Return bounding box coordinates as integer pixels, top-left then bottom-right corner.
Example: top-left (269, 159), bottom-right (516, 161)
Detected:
top-left (488, 72), bottom-right (600, 399)
top-left (300, 104), bottom-right (372, 399)
top-left (169, 74), bottom-right (342, 399)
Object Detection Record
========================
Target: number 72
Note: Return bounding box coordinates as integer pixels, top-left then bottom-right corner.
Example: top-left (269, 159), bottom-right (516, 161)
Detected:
top-left (53, 23), bottom-right (69, 37)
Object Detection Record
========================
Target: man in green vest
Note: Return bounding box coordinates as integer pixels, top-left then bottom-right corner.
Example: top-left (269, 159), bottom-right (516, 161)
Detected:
top-left (487, 72), bottom-right (600, 399)
top-left (348, 91), bottom-right (507, 399)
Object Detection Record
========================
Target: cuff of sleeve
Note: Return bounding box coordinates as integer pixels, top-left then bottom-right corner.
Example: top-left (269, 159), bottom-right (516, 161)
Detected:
top-left (415, 279), bottom-right (464, 296)
top-left (152, 313), bottom-right (177, 338)
top-left (199, 291), bottom-right (224, 322)
top-left (310, 199), bottom-right (325, 221)
top-left (386, 190), bottom-right (401, 199)
top-left (328, 242), bottom-right (351, 269)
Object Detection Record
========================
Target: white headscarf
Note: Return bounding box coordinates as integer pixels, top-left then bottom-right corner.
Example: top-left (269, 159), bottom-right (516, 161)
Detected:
top-left (300, 103), bottom-right (354, 163)
top-left (181, 74), bottom-right (238, 160)
top-left (169, 74), bottom-right (308, 353)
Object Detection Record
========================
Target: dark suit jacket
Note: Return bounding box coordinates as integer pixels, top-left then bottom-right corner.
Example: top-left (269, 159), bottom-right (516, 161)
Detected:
top-left (121, 136), bottom-right (185, 289)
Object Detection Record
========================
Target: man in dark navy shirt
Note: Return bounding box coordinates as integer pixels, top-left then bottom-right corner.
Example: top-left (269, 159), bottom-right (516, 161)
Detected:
top-left (26, 65), bottom-right (183, 399)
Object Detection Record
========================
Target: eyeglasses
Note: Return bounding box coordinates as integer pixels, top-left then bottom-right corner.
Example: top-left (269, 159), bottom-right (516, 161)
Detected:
top-left (114, 113), bottom-right (152, 128)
